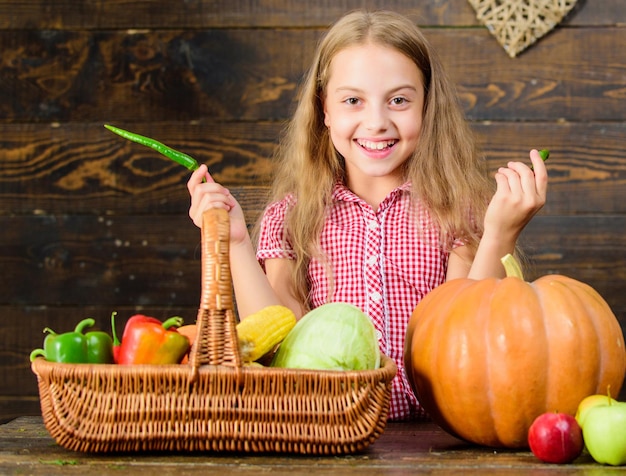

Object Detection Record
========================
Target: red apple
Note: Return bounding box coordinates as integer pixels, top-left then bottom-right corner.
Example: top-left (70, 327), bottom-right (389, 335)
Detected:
top-left (528, 412), bottom-right (584, 464)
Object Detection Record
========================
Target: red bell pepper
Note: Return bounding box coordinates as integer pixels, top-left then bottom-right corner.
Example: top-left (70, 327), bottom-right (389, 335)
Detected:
top-left (116, 314), bottom-right (190, 364)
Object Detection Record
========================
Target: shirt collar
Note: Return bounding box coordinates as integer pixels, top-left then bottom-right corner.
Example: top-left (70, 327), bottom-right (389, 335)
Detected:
top-left (331, 181), bottom-right (412, 206)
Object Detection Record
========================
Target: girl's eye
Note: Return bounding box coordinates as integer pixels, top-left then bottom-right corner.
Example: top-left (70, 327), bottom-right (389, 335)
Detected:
top-left (391, 97), bottom-right (407, 105)
top-left (345, 97), bottom-right (360, 105)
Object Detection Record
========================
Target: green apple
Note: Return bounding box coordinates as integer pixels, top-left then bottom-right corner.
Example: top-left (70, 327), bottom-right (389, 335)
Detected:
top-left (582, 401), bottom-right (626, 466)
top-left (576, 393), bottom-right (618, 428)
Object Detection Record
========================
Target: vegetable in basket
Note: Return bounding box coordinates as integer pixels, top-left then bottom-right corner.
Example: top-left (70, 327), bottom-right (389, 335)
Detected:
top-left (177, 305), bottom-right (296, 364)
top-left (110, 311), bottom-right (121, 363)
top-left (237, 305), bottom-right (297, 362)
top-left (271, 302), bottom-right (380, 371)
top-left (116, 314), bottom-right (190, 364)
top-left (29, 318), bottom-right (114, 364)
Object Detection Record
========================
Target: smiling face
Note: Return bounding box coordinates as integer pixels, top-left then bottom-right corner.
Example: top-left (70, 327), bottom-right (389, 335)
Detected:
top-left (323, 41), bottom-right (425, 202)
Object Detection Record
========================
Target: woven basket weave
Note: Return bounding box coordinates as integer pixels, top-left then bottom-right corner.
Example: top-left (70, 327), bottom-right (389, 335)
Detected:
top-left (31, 208), bottom-right (396, 454)
top-left (468, 0), bottom-right (578, 57)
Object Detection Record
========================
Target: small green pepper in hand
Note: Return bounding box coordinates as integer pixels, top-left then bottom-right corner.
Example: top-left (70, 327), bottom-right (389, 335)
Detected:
top-left (104, 124), bottom-right (199, 172)
top-left (530, 149), bottom-right (550, 171)
top-left (30, 318), bottom-right (114, 364)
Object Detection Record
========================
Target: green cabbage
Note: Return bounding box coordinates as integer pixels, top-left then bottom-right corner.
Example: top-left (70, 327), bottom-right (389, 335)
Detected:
top-left (270, 302), bottom-right (380, 371)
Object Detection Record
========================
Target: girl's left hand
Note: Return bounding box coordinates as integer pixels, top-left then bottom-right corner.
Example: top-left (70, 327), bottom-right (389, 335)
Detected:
top-left (483, 149), bottom-right (548, 242)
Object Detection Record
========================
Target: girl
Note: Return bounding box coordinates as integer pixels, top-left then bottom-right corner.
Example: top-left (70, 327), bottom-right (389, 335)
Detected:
top-left (187, 10), bottom-right (548, 421)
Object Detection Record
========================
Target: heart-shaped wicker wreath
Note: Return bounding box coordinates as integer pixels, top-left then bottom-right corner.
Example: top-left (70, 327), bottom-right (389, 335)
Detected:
top-left (468, 0), bottom-right (578, 57)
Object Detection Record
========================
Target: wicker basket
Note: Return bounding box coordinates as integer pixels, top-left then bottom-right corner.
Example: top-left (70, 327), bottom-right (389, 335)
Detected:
top-left (31, 208), bottom-right (397, 454)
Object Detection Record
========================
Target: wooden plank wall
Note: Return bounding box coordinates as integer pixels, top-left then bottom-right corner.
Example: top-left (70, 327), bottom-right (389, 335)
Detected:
top-left (1, 0), bottom-right (625, 421)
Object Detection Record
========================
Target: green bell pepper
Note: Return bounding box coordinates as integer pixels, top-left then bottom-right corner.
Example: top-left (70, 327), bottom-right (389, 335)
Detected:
top-left (30, 318), bottom-right (114, 364)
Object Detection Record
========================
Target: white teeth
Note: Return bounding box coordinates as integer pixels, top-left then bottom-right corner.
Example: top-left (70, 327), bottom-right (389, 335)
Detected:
top-left (358, 140), bottom-right (396, 150)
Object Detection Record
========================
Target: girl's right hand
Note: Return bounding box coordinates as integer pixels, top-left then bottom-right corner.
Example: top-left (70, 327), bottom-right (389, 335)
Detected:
top-left (187, 164), bottom-right (249, 244)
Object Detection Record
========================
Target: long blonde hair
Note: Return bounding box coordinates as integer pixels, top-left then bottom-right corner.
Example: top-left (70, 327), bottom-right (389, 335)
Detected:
top-left (263, 10), bottom-right (494, 307)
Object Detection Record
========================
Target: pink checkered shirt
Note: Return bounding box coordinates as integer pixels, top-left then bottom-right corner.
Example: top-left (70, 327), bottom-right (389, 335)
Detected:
top-left (256, 182), bottom-right (453, 421)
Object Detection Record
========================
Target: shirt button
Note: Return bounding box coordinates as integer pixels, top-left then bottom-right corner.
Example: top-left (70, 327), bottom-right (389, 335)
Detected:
top-left (370, 291), bottom-right (382, 302)
top-left (367, 255), bottom-right (377, 266)
top-left (368, 220), bottom-right (378, 230)
top-left (376, 330), bottom-right (383, 340)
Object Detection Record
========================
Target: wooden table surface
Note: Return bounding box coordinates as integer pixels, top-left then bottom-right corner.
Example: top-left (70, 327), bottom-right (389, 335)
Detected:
top-left (1, 416), bottom-right (621, 475)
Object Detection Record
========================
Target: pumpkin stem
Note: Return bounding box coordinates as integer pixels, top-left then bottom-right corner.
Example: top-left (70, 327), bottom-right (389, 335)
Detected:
top-left (500, 254), bottom-right (525, 280)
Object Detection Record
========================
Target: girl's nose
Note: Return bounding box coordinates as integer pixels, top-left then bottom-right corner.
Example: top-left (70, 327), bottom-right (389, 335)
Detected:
top-left (365, 104), bottom-right (389, 131)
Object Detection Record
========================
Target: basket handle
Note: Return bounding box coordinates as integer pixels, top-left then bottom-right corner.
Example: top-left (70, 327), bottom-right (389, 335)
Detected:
top-left (188, 208), bottom-right (242, 381)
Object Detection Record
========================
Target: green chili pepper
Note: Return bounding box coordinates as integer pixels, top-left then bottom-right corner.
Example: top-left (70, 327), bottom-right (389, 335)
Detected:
top-left (30, 318), bottom-right (114, 364)
top-left (111, 311), bottom-right (121, 363)
top-left (104, 124), bottom-right (200, 172)
top-left (530, 149), bottom-right (550, 171)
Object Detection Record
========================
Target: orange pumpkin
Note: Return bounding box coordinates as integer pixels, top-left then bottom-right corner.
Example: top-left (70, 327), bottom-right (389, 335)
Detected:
top-left (404, 254), bottom-right (626, 448)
